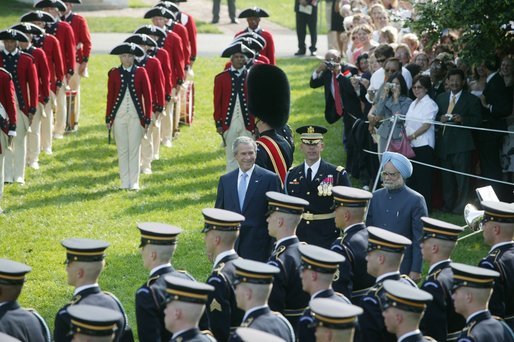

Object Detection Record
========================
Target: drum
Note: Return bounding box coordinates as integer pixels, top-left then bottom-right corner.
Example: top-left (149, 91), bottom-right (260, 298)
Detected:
top-left (65, 89), bottom-right (78, 132)
top-left (179, 80), bottom-right (194, 126)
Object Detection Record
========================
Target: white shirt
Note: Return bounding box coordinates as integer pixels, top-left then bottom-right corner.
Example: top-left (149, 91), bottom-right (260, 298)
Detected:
top-left (405, 94), bottom-right (438, 148)
top-left (150, 263), bottom-right (172, 277)
top-left (212, 249), bottom-right (237, 270)
top-left (369, 66), bottom-right (413, 92)
top-left (74, 283), bottom-right (99, 296)
top-left (398, 330), bottom-right (422, 342)
top-left (2, 48), bottom-right (18, 56)
top-left (304, 159), bottom-right (321, 181)
top-left (237, 164), bottom-right (255, 192)
top-left (230, 66), bottom-right (246, 77)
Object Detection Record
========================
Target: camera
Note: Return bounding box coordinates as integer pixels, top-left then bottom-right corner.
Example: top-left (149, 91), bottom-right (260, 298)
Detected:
top-left (445, 113), bottom-right (454, 121)
top-left (385, 82), bottom-right (397, 90)
top-left (325, 61), bottom-right (339, 70)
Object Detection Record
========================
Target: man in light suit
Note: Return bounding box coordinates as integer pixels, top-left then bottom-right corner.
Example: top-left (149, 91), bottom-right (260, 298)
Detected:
top-left (215, 136), bottom-right (281, 262)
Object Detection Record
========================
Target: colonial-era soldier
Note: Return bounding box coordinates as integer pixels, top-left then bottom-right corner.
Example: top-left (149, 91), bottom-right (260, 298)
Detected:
top-left (67, 305), bottom-right (122, 342)
top-left (309, 298), bottom-right (362, 342)
top-left (225, 35), bottom-right (270, 69)
top-left (0, 67), bottom-right (16, 214)
top-left (236, 7), bottom-right (276, 65)
top-left (162, 1), bottom-right (198, 66)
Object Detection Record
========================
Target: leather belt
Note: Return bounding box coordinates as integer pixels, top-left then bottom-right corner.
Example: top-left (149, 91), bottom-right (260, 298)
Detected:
top-left (302, 212), bottom-right (335, 221)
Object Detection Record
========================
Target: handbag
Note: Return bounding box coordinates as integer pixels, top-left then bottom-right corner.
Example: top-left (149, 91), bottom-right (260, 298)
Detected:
top-left (387, 127), bottom-right (416, 158)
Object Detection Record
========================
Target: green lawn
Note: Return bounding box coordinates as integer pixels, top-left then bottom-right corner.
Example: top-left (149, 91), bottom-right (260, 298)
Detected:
top-left (0, 54), bottom-right (486, 337)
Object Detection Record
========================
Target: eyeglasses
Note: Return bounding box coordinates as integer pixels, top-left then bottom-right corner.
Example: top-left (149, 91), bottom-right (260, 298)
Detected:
top-left (380, 171), bottom-right (400, 178)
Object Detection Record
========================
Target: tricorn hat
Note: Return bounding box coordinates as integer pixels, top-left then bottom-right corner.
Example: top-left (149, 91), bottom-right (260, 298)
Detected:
top-left (125, 34), bottom-right (158, 48)
top-left (233, 36), bottom-right (264, 52)
top-left (144, 7), bottom-right (176, 20)
top-left (20, 10), bottom-right (55, 23)
top-left (155, 1), bottom-right (180, 13)
top-left (34, 0), bottom-right (66, 12)
top-left (221, 42), bottom-right (255, 59)
top-left (238, 7), bottom-right (270, 18)
top-left (109, 43), bottom-right (145, 57)
top-left (10, 23), bottom-right (45, 36)
top-left (0, 29), bottom-right (29, 42)
top-left (134, 25), bottom-right (167, 39)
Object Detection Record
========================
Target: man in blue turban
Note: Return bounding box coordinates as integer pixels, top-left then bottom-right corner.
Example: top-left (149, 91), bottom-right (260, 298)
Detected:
top-left (366, 152), bottom-right (427, 283)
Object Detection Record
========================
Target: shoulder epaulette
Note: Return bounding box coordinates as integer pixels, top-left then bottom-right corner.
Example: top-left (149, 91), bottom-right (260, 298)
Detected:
top-left (177, 269), bottom-right (195, 281)
top-left (146, 274), bottom-right (160, 287)
top-left (273, 245), bottom-right (287, 258)
top-left (336, 166), bottom-right (345, 172)
top-left (201, 330), bottom-right (217, 341)
top-left (20, 51), bottom-right (34, 60)
top-left (213, 262), bottom-right (225, 275)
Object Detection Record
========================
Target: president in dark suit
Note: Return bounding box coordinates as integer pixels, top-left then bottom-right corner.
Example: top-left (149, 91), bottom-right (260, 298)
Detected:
top-left (435, 69), bottom-right (482, 214)
top-left (215, 136), bottom-right (281, 262)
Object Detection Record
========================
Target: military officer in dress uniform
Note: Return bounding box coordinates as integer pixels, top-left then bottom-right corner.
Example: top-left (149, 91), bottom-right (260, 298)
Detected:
top-left (451, 263), bottom-right (514, 342)
top-left (135, 222), bottom-right (195, 342)
top-left (359, 226), bottom-right (417, 342)
top-left (0, 29), bottom-right (38, 185)
top-left (285, 126), bottom-right (350, 249)
top-left (162, 276), bottom-right (216, 342)
top-left (0, 67), bottom-right (16, 214)
top-left (297, 244), bottom-right (349, 342)
top-left (236, 7), bottom-right (276, 65)
top-left (330, 186), bottom-right (375, 303)
top-left (0, 259), bottom-right (51, 341)
top-left (54, 238), bottom-right (132, 342)
top-left (309, 298), bottom-right (362, 342)
top-left (382, 280), bottom-right (435, 342)
top-left (106, 43), bottom-right (152, 191)
top-left (202, 208), bottom-right (245, 341)
top-left (419, 217), bottom-right (465, 341)
top-left (265, 191), bottom-right (310, 330)
top-left (230, 259), bottom-right (295, 342)
top-left (67, 304), bottom-right (122, 342)
top-left (478, 201), bottom-right (514, 330)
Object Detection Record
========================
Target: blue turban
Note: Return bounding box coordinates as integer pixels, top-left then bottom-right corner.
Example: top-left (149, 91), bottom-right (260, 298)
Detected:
top-left (381, 152), bottom-right (413, 179)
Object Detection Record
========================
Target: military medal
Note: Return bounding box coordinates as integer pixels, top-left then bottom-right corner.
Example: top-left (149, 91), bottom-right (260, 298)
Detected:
top-left (318, 174), bottom-right (334, 196)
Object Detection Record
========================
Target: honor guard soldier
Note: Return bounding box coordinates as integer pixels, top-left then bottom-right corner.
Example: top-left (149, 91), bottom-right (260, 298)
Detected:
top-left (0, 67), bottom-right (16, 214)
top-left (309, 298), bottom-right (362, 342)
top-left (0, 29), bottom-right (38, 185)
top-left (382, 280), bottom-right (436, 342)
top-left (451, 263), bottom-right (514, 342)
top-left (20, 10), bottom-right (65, 156)
top-left (162, 276), bottom-right (216, 342)
top-left (12, 23), bottom-right (50, 171)
top-left (34, 0), bottom-right (76, 139)
top-left (297, 244), bottom-right (349, 342)
top-left (106, 43), bottom-right (152, 191)
top-left (285, 126), bottom-right (351, 249)
top-left (478, 201), bottom-right (514, 330)
top-left (230, 259), bottom-right (295, 342)
top-left (236, 7), bottom-right (276, 65)
top-left (265, 192), bottom-right (310, 330)
top-left (234, 32), bottom-right (270, 66)
top-left (247, 64), bottom-right (293, 186)
top-left (54, 238), bottom-right (132, 342)
top-left (214, 42), bottom-right (255, 171)
top-left (61, 0), bottom-right (92, 132)
top-left (135, 222), bottom-right (196, 342)
top-left (124, 34), bottom-right (165, 175)
top-left (418, 217), bottom-right (465, 341)
top-left (0, 259), bottom-right (51, 341)
top-left (202, 208), bottom-right (245, 341)
top-left (67, 305), bottom-right (122, 342)
top-left (330, 186), bottom-right (375, 303)
top-left (233, 327), bottom-right (285, 342)
top-left (359, 226), bottom-right (417, 342)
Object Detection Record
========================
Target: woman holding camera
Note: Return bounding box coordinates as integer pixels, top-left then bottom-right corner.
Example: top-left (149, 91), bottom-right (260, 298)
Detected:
top-left (405, 74), bottom-right (438, 211)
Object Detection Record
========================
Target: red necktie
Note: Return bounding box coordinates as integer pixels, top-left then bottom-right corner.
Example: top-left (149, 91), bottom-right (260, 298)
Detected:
top-left (333, 73), bottom-right (344, 116)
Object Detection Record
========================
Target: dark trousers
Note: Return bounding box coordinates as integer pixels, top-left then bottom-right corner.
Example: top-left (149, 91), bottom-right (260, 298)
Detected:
top-left (212, 0), bottom-right (236, 21)
top-left (408, 145), bottom-right (434, 212)
top-left (478, 134), bottom-right (506, 199)
top-left (440, 151), bottom-right (471, 213)
top-left (295, 10), bottom-right (318, 52)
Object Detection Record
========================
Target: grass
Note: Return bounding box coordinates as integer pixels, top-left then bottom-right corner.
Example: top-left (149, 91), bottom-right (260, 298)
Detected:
top-left (0, 54), bottom-right (487, 338)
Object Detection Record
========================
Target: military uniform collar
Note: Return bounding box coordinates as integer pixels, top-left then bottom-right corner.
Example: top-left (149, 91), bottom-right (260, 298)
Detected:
top-left (242, 305), bottom-right (270, 322)
top-left (150, 263), bottom-right (173, 277)
top-left (73, 283), bottom-right (100, 296)
top-left (172, 327), bottom-right (201, 341)
top-left (213, 249), bottom-right (237, 270)
top-left (398, 329), bottom-right (422, 342)
top-left (248, 26), bottom-right (262, 34)
top-left (274, 236), bottom-right (298, 248)
top-left (0, 301), bottom-right (19, 310)
top-left (2, 48), bottom-right (19, 56)
top-left (466, 309), bottom-right (490, 324)
top-left (489, 241), bottom-right (514, 253)
top-left (376, 271), bottom-right (400, 284)
top-left (230, 66), bottom-right (246, 75)
top-left (304, 159), bottom-right (321, 179)
top-left (311, 288), bottom-right (334, 299)
top-left (428, 259), bottom-right (451, 275)
top-left (343, 222), bottom-right (365, 235)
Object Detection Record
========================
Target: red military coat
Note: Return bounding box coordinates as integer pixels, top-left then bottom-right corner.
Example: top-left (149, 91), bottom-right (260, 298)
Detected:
top-left (163, 30), bottom-right (185, 86)
top-left (25, 46), bottom-right (50, 104)
top-left (148, 47), bottom-right (172, 98)
top-left (0, 51), bottom-right (39, 116)
top-left (178, 12), bottom-right (197, 62)
top-left (0, 68), bottom-right (17, 134)
top-left (47, 21), bottom-right (76, 75)
top-left (169, 21), bottom-right (190, 67)
top-left (33, 33), bottom-right (64, 93)
top-left (236, 28), bottom-right (276, 65)
top-left (137, 56), bottom-right (165, 111)
top-left (64, 12), bottom-right (92, 64)
top-left (106, 66), bottom-right (152, 127)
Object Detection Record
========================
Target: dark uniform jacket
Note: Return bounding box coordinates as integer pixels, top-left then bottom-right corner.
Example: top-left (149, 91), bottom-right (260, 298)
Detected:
top-left (54, 285), bottom-right (129, 342)
top-left (285, 159), bottom-right (350, 249)
top-left (479, 242), bottom-right (514, 329)
top-left (297, 289), bottom-right (350, 342)
top-left (0, 301), bottom-right (50, 342)
top-left (358, 272), bottom-right (417, 342)
top-left (267, 237), bottom-right (310, 330)
top-left (231, 306), bottom-right (295, 342)
top-left (136, 264), bottom-right (195, 342)
top-left (457, 310), bottom-right (514, 342)
top-left (206, 252), bottom-right (244, 341)
top-left (419, 260), bottom-right (465, 342)
top-left (256, 129), bottom-right (294, 178)
top-left (330, 223), bottom-right (375, 303)
top-left (171, 328), bottom-right (215, 342)
top-left (398, 331), bottom-right (436, 341)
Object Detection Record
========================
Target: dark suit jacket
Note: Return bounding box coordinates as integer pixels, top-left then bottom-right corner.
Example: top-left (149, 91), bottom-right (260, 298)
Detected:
top-left (435, 90), bottom-right (482, 158)
top-left (215, 165), bottom-right (281, 262)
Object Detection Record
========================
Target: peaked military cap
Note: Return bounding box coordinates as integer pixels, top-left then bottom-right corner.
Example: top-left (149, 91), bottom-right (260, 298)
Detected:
top-left (310, 298), bottom-right (363, 330)
top-left (234, 327), bottom-right (286, 342)
top-left (296, 125), bottom-right (327, 145)
top-left (134, 25), bottom-right (167, 39)
top-left (238, 7), bottom-right (270, 18)
top-left (61, 238), bottom-right (110, 263)
top-left (201, 208), bottom-right (245, 233)
top-left (481, 201), bottom-right (514, 224)
top-left (367, 226), bottom-right (411, 253)
top-left (233, 259), bottom-right (279, 285)
top-left (0, 29), bottom-right (29, 42)
top-left (0, 259), bottom-right (31, 285)
top-left (125, 34), bottom-right (157, 48)
top-left (0, 332), bottom-right (21, 342)
top-left (421, 217), bottom-right (464, 241)
top-left (144, 7), bottom-right (175, 20)
top-left (137, 222), bottom-right (182, 247)
top-left (34, 0), bottom-right (66, 11)
top-left (154, 1), bottom-right (180, 13)
top-left (299, 244), bottom-right (345, 273)
top-left (11, 23), bottom-right (45, 36)
top-left (332, 186), bottom-right (372, 208)
top-left (233, 37), bottom-right (264, 52)
top-left (20, 10), bottom-right (55, 23)
top-left (109, 43), bottom-right (145, 57)
top-left (68, 304), bottom-right (122, 336)
top-left (451, 262), bottom-right (500, 290)
top-left (234, 32), bottom-right (267, 48)
top-left (382, 280), bottom-right (433, 313)
top-left (266, 191), bottom-right (309, 216)
top-left (221, 42), bottom-right (255, 59)
top-left (164, 275), bottom-right (214, 304)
